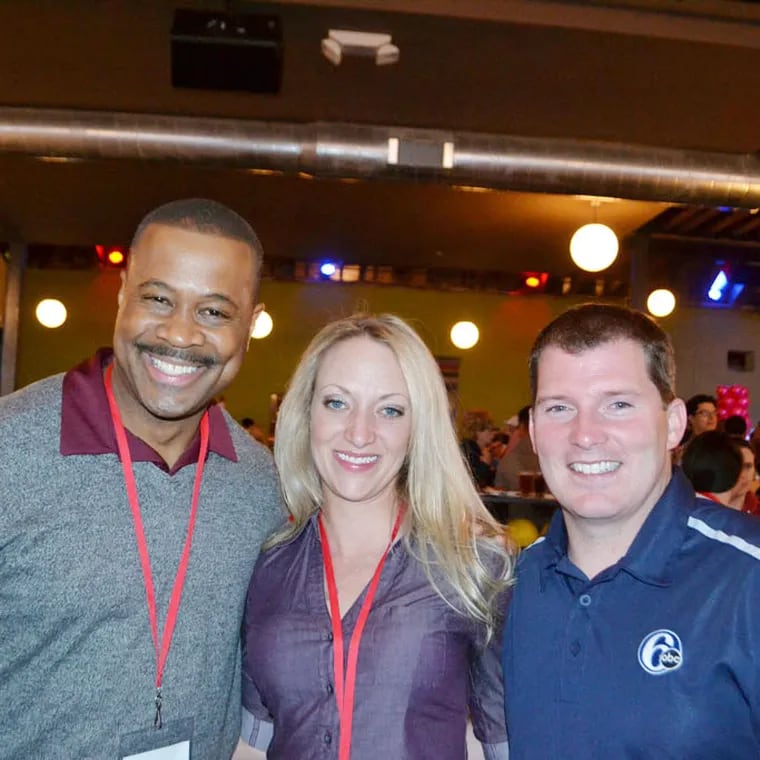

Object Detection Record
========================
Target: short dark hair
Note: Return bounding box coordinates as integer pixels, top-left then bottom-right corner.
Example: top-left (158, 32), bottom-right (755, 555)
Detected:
top-left (685, 394), bottom-right (718, 417)
top-left (517, 405), bottom-right (531, 428)
top-left (131, 198), bottom-right (264, 299)
top-left (682, 430), bottom-right (742, 493)
top-left (529, 303), bottom-right (676, 405)
top-left (724, 414), bottom-right (748, 437)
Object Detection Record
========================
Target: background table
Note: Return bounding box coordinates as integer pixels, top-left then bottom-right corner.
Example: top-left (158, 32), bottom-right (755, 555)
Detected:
top-left (480, 491), bottom-right (558, 530)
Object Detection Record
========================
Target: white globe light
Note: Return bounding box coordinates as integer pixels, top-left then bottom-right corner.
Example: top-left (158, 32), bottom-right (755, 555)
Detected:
top-left (646, 288), bottom-right (676, 317)
top-left (450, 321), bottom-right (479, 350)
top-left (569, 223), bottom-right (619, 272)
top-left (35, 298), bottom-right (67, 328)
top-left (251, 310), bottom-right (273, 339)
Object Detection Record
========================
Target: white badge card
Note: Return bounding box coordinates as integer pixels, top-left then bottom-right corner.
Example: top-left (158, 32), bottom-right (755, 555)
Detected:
top-left (119, 718), bottom-right (193, 760)
top-left (123, 743), bottom-right (189, 760)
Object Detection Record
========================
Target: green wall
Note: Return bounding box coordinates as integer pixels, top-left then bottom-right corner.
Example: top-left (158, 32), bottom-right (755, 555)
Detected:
top-left (16, 267), bottom-right (581, 430)
top-left (20, 267), bottom-right (760, 431)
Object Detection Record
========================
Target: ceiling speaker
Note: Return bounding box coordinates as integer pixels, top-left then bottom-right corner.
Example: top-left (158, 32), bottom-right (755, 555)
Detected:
top-left (171, 9), bottom-right (282, 94)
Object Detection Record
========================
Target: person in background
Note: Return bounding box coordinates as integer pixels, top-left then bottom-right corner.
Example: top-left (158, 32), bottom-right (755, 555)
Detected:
top-left (461, 408), bottom-right (497, 488)
top-left (494, 405), bottom-right (539, 491)
top-left (734, 439), bottom-right (760, 516)
top-left (685, 393), bottom-right (719, 438)
top-left (749, 421), bottom-right (760, 460)
top-left (0, 199), bottom-right (283, 759)
top-left (488, 431), bottom-right (511, 480)
top-left (241, 416), bottom-right (269, 446)
top-left (723, 413), bottom-right (748, 439)
top-left (503, 302), bottom-right (760, 759)
top-left (240, 313), bottom-right (512, 759)
top-left (681, 430), bottom-right (743, 507)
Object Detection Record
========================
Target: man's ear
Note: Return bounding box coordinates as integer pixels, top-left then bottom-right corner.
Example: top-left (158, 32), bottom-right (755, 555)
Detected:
top-left (666, 398), bottom-right (688, 450)
top-left (117, 269), bottom-right (127, 307)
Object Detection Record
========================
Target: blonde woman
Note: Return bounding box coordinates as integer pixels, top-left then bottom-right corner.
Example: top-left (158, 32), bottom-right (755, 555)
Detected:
top-left (239, 314), bottom-right (513, 760)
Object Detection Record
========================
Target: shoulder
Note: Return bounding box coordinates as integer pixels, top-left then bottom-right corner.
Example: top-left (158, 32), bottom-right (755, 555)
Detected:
top-left (0, 375), bottom-right (64, 450)
top-left (685, 503), bottom-right (760, 566)
top-left (220, 411), bottom-right (278, 477)
top-left (516, 536), bottom-right (549, 565)
top-left (246, 522), bottom-right (313, 599)
top-left (0, 374), bottom-right (63, 422)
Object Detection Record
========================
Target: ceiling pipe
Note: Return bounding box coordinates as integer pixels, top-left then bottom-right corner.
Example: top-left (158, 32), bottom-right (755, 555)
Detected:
top-left (0, 106), bottom-right (759, 208)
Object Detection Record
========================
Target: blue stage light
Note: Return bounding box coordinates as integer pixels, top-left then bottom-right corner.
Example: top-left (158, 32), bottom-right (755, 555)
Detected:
top-left (708, 270), bottom-right (728, 301)
top-left (320, 262), bottom-right (337, 277)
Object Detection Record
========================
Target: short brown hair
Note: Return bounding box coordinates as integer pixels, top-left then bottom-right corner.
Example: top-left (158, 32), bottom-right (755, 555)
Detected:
top-left (529, 303), bottom-right (676, 405)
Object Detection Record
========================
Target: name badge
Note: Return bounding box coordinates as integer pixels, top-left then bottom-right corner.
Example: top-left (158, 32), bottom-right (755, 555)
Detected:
top-left (119, 718), bottom-right (193, 760)
top-left (123, 742), bottom-right (189, 760)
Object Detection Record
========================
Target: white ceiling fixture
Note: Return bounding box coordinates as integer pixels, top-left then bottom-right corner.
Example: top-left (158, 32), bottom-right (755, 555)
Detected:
top-left (321, 29), bottom-right (400, 66)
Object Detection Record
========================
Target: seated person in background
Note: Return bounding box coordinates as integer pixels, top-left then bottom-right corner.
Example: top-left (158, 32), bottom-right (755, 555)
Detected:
top-left (488, 431), bottom-right (511, 478)
top-left (240, 313), bottom-right (513, 759)
top-left (724, 414), bottom-right (748, 439)
top-left (681, 430), bottom-right (743, 507)
top-left (494, 405), bottom-right (539, 491)
top-left (461, 408), bottom-right (496, 488)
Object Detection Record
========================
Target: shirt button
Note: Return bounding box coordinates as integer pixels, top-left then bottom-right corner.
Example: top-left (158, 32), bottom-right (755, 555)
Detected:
top-left (326, 631), bottom-right (333, 642)
top-left (570, 640), bottom-right (581, 657)
top-left (323, 732), bottom-right (332, 745)
top-left (326, 682), bottom-right (333, 695)
top-left (579, 593), bottom-right (592, 607)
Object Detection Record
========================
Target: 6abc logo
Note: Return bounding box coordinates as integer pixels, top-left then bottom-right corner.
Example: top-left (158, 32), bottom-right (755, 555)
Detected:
top-left (637, 629), bottom-right (683, 675)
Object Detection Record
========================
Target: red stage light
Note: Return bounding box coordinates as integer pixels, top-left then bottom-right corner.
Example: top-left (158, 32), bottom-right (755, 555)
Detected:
top-left (522, 272), bottom-right (548, 290)
top-left (95, 245), bottom-right (127, 267)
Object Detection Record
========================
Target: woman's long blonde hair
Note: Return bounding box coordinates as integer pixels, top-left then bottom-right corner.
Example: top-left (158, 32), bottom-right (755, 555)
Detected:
top-left (270, 313), bottom-right (514, 639)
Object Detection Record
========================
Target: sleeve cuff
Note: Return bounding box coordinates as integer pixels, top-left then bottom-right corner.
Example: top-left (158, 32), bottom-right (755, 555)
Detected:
top-left (482, 740), bottom-right (510, 760)
top-left (241, 706), bottom-right (274, 751)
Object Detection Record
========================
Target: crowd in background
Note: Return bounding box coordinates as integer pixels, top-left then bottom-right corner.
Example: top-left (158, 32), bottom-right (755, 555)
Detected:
top-left (459, 391), bottom-right (760, 520)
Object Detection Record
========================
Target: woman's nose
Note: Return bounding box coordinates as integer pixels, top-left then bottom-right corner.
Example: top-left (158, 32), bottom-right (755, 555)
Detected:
top-left (345, 409), bottom-right (376, 447)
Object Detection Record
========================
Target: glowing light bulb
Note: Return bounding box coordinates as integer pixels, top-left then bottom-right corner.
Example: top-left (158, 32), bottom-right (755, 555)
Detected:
top-left (647, 289), bottom-right (676, 317)
top-left (569, 223), bottom-right (619, 272)
top-left (35, 298), bottom-right (67, 328)
top-left (450, 321), bottom-right (479, 350)
top-left (251, 310), bottom-right (273, 339)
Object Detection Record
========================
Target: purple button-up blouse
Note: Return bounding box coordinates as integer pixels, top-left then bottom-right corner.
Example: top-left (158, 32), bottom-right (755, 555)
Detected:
top-left (241, 517), bottom-right (508, 759)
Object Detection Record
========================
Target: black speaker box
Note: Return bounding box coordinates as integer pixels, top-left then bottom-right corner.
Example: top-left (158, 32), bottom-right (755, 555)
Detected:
top-left (171, 9), bottom-right (282, 94)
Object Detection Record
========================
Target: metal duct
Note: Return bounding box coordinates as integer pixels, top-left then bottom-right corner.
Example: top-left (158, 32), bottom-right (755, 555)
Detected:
top-left (0, 106), bottom-right (758, 208)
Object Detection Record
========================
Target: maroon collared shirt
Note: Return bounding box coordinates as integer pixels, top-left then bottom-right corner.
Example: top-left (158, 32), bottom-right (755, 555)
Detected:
top-left (60, 348), bottom-right (236, 473)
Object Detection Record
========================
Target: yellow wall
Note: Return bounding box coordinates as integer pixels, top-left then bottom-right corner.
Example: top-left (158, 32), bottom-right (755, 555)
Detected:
top-left (16, 267), bottom-right (760, 432)
top-left (16, 268), bottom-right (577, 429)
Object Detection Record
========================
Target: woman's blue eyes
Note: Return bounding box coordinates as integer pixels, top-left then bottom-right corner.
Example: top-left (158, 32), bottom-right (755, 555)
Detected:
top-left (322, 398), bottom-right (404, 417)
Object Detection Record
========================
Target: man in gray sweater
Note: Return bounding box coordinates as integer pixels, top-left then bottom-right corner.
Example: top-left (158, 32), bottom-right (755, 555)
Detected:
top-left (0, 199), bottom-right (283, 759)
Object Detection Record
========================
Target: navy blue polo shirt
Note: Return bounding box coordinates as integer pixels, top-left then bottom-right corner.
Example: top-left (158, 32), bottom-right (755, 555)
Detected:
top-left (503, 469), bottom-right (760, 759)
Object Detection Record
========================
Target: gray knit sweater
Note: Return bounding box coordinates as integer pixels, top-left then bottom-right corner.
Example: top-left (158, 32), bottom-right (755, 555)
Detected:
top-left (0, 373), bottom-right (284, 759)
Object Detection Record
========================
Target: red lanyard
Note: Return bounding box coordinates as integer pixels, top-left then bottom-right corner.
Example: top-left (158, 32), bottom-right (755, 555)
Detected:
top-left (318, 507), bottom-right (404, 760)
top-left (104, 364), bottom-right (209, 728)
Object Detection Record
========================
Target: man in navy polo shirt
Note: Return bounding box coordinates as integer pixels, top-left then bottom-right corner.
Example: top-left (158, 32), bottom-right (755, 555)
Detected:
top-left (503, 303), bottom-right (760, 758)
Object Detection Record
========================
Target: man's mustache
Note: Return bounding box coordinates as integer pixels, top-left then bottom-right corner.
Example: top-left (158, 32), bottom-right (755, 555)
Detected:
top-left (135, 342), bottom-right (217, 368)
